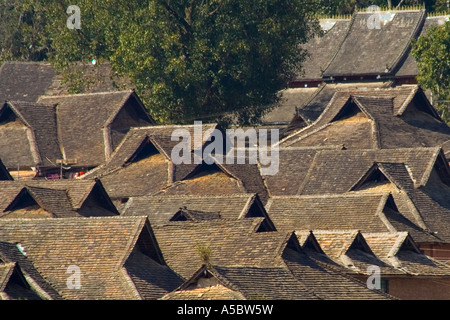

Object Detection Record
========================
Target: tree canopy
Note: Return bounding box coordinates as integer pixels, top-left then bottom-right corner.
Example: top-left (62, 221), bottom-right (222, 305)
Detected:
top-left (411, 20), bottom-right (450, 122)
top-left (1, 0), bottom-right (321, 126)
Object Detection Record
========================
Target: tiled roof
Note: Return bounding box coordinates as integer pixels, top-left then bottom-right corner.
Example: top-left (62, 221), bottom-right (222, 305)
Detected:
top-left (266, 193), bottom-right (438, 243)
top-left (0, 216), bottom-right (183, 300)
top-left (363, 232), bottom-right (450, 276)
top-left (297, 148), bottom-right (442, 194)
top-left (81, 124), bottom-right (222, 200)
top-left (0, 241), bottom-right (62, 300)
top-left (280, 87), bottom-right (450, 149)
top-left (122, 194), bottom-right (273, 227)
top-left (0, 179), bottom-right (119, 218)
top-left (37, 91), bottom-right (155, 167)
top-left (151, 218), bottom-right (287, 279)
top-left (161, 283), bottom-right (246, 300)
top-left (0, 62), bottom-right (57, 105)
top-left (262, 147), bottom-right (340, 196)
top-left (322, 11), bottom-right (426, 78)
top-left (296, 19), bottom-right (352, 81)
top-left (395, 15), bottom-right (450, 77)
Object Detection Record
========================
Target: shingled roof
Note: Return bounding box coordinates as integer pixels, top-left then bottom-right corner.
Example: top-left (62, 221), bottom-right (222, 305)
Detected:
top-left (122, 193), bottom-right (274, 229)
top-left (266, 193), bottom-right (438, 243)
top-left (81, 124), bottom-right (230, 200)
top-left (161, 264), bottom-right (319, 300)
top-left (395, 15), bottom-right (450, 79)
top-left (0, 61), bottom-right (134, 103)
top-left (311, 230), bottom-right (403, 277)
top-left (279, 86), bottom-right (450, 149)
top-left (0, 62), bottom-right (57, 105)
top-left (0, 179), bottom-right (119, 218)
top-left (262, 147), bottom-right (341, 196)
top-left (322, 10), bottom-right (426, 80)
top-left (151, 218), bottom-right (287, 279)
top-left (284, 146), bottom-right (450, 243)
top-left (0, 241), bottom-right (62, 300)
top-left (0, 216), bottom-right (183, 300)
top-left (0, 101), bottom-right (61, 169)
top-left (295, 19), bottom-right (352, 83)
top-left (159, 230), bottom-right (392, 300)
top-left (36, 91), bottom-right (155, 168)
top-left (363, 232), bottom-right (450, 277)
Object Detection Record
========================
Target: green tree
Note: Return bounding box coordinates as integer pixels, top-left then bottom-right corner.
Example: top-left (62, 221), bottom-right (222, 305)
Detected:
top-left (411, 21), bottom-right (450, 122)
top-left (21, 0), bottom-right (320, 125)
top-left (0, 0), bottom-right (50, 63)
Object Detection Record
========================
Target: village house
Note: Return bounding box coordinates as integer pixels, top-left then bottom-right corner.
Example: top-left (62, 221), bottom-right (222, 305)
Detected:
top-left (262, 10), bottom-right (450, 133)
top-left (1, 7), bottom-right (450, 301)
top-left (0, 216), bottom-right (184, 300)
top-left (0, 90), bottom-right (155, 179)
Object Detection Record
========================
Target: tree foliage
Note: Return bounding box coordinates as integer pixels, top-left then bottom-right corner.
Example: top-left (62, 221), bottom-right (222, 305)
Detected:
top-left (2, 0), bottom-right (320, 126)
top-left (0, 0), bottom-right (50, 62)
top-left (411, 20), bottom-right (450, 122)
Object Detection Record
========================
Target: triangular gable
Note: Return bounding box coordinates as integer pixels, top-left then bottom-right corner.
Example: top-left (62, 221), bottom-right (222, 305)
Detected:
top-left (132, 219), bottom-right (167, 266)
top-left (167, 264), bottom-right (242, 297)
top-left (280, 232), bottom-right (305, 257)
top-left (346, 232), bottom-right (375, 256)
top-left (77, 179), bottom-right (119, 217)
top-left (240, 194), bottom-right (277, 232)
top-left (183, 161), bottom-right (234, 181)
top-left (106, 91), bottom-right (156, 129)
top-left (0, 159), bottom-right (13, 181)
top-left (424, 149), bottom-right (450, 187)
top-left (297, 231), bottom-right (325, 254)
top-left (3, 187), bottom-right (53, 217)
top-left (0, 102), bottom-right (30, 128)
top-left (388, 233), bottom-right (422, 257)
top-left (397, 86), bottom-right (443, 121)
top-left (0, 262), bottom-right (39, 298)
top-left (125, 136), bottom-right (164, 165)
top-left (331, 96), bottom-right (372, 123)
top-left (350, 162), bottom-right (402, 192)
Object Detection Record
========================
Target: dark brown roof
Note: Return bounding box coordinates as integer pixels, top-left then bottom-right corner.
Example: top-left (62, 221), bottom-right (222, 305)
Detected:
top-left (162, 264), bottom-right (319, 300)
top-left (0, 179), bottom-right (119, 218)
top-left (287, 82), bottom-right (397, 127)
top-left (0, 241), bottom-right (62, 300)
top-left (295, 19), bottom-right (352, 82)
top-left (266, 193), bottom-right (437, 243)
top-left (261, 87), bottom-right (320, 125)
top-left (81, 124), bottom-right (223, 200)
top-left (160, 233), bottom-right (392, 300)
top-left (262, 147), bottom-right (340, 196)
top-left (322, 10), bottom-right (426, 78)
top-left (122, 194), bottom-right (273, 228)
top-left (154, 160), bottom-right (270, 204)
top-left (363, 232), bottom-right (450, 276)
top-left (280, 86), bottom-right (450, 149)
top-left (151, 218), bottom-right (286, 279)
top-left (311, 230), bottom-right (404, 276)
top-left (298, 148), bottom-right (441, 194)
top-left (0, 62), bottom-right (57, 105)
top-left (0, 101), bottom-right (62, 169)
top-left (37, 91), bottom-right (155, 167)
top-left (0, 216), bottom-right (183, 300)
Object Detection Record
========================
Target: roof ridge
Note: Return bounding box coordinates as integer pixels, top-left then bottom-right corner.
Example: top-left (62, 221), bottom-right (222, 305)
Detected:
top-left (38, 90), bottom-right (133, 99)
